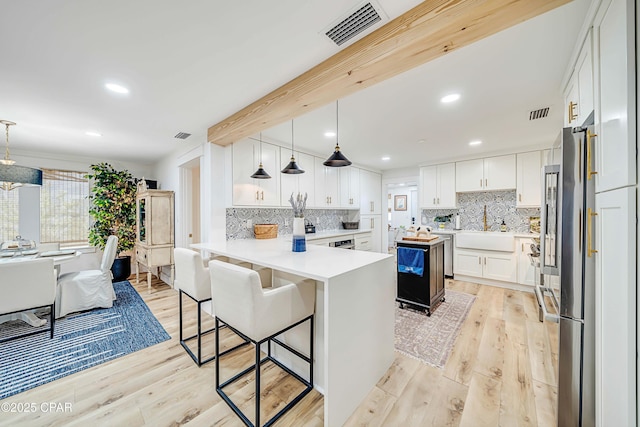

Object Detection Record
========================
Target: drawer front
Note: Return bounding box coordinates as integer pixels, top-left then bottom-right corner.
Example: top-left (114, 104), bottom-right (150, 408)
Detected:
top-left (135, 246), bottom-right (149, 266)
top-left (148, 247), bottom-right (172, 266)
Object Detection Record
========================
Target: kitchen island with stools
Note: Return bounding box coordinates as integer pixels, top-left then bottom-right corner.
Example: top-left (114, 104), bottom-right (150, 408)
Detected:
top-left (191, 238), bottom-right (394, 427)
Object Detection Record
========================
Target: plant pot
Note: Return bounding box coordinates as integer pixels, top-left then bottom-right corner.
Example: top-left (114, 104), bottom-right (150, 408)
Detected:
top-left (111, 255), bottom-right (131, 282)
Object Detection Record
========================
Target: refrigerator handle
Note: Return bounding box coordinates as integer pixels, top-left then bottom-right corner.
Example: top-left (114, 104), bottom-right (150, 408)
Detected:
top-left (534, 284), bottom-right (560, 323)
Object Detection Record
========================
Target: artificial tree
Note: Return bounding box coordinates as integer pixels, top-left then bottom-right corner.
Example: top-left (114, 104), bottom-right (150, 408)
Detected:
top-left (86, 163), bottom-right (137, 280)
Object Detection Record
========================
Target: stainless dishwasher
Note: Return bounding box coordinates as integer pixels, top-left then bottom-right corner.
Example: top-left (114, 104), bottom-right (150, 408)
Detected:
top-left (430, 232), bottom-right (453, 278)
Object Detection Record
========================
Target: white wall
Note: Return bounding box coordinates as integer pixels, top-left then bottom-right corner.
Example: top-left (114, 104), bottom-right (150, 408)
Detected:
top-left (387, 186), bottom-right (418, 228)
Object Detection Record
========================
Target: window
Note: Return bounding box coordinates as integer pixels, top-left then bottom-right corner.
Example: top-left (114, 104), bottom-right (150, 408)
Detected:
top-left (0, 190), bottom-right (19, 242)
top-left (40, 169), bottom-right (90, 245)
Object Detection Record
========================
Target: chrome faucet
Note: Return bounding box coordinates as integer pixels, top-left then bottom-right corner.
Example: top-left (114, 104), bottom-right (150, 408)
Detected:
top-left (483, 205), bottom-right (488, 231)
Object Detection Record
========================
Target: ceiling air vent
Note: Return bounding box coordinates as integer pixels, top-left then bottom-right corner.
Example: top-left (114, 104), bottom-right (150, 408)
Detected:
top-left (324, 1), bottom-right (385, 46)
top-left (529, 107), bottom-right (550, 121)
top-left (174, 132), bottom-right (191, 140)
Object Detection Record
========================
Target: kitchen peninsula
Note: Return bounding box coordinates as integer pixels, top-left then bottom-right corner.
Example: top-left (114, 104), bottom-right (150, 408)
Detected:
top-left (191, 238), bottom-right (395, 426)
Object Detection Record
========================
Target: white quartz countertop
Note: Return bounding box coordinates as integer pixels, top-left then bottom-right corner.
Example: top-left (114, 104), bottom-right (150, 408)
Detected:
top-left (191, 237), bottom-right (390, 282)
top-left (417, 229), bottom-right (538, 238)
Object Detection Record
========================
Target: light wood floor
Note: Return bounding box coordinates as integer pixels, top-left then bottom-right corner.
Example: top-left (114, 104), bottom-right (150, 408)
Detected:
top-left (0, 278), bottom-right (558, 427)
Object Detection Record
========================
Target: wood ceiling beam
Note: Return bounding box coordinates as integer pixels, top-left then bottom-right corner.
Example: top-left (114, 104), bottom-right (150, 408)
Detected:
top-left (207, 0), bottom-right (570, 146)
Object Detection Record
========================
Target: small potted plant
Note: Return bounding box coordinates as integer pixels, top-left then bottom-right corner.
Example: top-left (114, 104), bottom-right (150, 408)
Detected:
top-left (86, 163), bottom-right (137, 281)
top-left (434, 214), bottom-right (453, 229)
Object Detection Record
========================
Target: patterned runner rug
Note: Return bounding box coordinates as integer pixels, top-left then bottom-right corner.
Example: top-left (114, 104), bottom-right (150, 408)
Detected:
top-left (395, 289), bottom-right (475, 368)
top-left (0, 280), bottom-right (170, 399)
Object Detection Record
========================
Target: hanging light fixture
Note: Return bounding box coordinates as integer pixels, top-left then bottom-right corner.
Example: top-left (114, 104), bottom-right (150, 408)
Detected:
top-left (281, 119), bottom-right (304, 174)
top-left (250, 132), bottom-right (271, 179)
top-left (0, 120), bottom-right (42, 191)
top-left (323, 100), bottom-right (352, 167)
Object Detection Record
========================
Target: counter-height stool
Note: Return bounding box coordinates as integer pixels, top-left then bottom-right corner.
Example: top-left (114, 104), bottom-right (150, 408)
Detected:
top-left (209, 260), bottom-right (315, 427)
top-left (174, 248), bottom-right (248, 366)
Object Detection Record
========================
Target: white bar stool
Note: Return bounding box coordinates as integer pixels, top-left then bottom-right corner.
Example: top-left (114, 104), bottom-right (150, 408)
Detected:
top-left (209, 260), bottom-right (315, 427)
top-left (174, 248), bottom-right (248, 366)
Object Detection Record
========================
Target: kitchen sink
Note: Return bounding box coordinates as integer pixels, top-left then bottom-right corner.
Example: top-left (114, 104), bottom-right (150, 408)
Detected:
top-left (455, 231), bottom-right (515, 252)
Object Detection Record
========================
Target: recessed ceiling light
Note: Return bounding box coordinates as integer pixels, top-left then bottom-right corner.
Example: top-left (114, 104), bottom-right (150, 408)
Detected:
top-left (85, 131), bottom-right (102, 137)
top-left (398, 183), bottom-right (405, 186)
top-left (469, 140), bottom-right (482, 146)
top-left (105, 83), bottom-right (129, 94)
top-left (381, 156), bottom-right (391, 161)
top-left (417, 139), bottom-right (426, 144)
top-left (324, 131), bottom-right (336, 137)
top-left (441, 93), bottom-right (461, 103)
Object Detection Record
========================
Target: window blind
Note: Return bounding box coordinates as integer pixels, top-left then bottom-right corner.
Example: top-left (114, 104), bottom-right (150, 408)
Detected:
top-left (40, 169), bottom-right (90, 245)
top-left (0, 190), bottom-right (19, 242)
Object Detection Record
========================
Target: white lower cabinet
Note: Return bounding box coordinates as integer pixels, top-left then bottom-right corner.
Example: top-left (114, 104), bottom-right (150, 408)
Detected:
top-left (517, 237), bottom-right (536, 286)
top-left (361, 215), bottom-right (382, 253)
top-left (454, 249), bottom-right (517, 283)
top-left (355, 232), bottom-right (372, 251)
top-left (595, 186), bottom-right (636, 426)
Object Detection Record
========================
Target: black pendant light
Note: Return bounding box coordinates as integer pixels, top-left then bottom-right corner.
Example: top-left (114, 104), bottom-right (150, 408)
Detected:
top-left (323, 100), bottom-right (352, 167)
top-left (281, 119), bottom-right (304, 174)
top-left (250, 132), bottom-right (271, 179)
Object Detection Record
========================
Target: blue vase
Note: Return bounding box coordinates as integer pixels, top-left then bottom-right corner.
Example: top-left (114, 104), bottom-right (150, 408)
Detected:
top-left (292, 217), bottom-right (306, 252)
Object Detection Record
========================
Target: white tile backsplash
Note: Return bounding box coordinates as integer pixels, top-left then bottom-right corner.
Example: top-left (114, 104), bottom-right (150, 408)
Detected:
top-left (421, 190), bottom-right (539, 233)
top-left (226, 208), bottom-right (351, 239)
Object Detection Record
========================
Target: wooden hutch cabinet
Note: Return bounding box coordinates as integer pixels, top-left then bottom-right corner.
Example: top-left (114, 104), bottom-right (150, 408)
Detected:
top-left (135, 179), bottom-right (175, 292)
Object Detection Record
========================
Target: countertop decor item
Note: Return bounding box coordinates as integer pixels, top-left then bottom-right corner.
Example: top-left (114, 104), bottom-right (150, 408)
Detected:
top-left (341, 221), bottom-right (359, 229)
top-left (0, 120), bottom-right (42, 191)
top-left (289, 192), bottom-right (307, 252)
top-left (434, 214), bottom-right (452, 229)
top-left (254, 224), bottom-right (278, 239)
top-left (323, 100), bottom-right (352, 167)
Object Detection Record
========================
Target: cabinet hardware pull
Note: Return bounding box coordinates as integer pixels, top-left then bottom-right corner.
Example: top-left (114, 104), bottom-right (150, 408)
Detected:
top-left (256, 191), bottom-right (259, 200)
top-left (485, 178), bottom-right (487, 187)
top-left (329, 196), bottom-right (332, 204)
top-left (437, 197), bottom-right (440, 204)
top-left (587, 208), bottom-right (598, 257)
top-left (478, 257), bottom-right (481, 265)
top-left (519, 193), bottom-right (522, 202)
top-left (587, 130), bottom-right (598, 180)
top-left (371, 218), bottom-right (374, 228)
top-left (568, 101), bottom-right (578, 123)
top-left (480, 179), bottom-right (482, 187)
top-left (261, 191), bottom-right (264, 200)
top-left (484, 257), bottom-right (487, 265)
top-left (433, 198), bottom-right (436, 204)
top-left (370, 201), bottom-right (374, 212)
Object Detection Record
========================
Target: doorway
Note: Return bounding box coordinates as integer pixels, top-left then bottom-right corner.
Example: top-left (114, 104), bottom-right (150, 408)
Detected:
top-left (179, 158), bottom-right (201, 247)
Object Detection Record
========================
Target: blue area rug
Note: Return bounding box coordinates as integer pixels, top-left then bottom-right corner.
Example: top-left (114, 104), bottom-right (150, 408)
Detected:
top-left (0, 280), bottom-right (170, 400)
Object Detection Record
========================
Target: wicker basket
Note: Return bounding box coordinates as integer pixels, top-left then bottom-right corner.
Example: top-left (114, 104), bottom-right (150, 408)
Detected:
top-left (341, 221), bottom-right (360, 230)
top-left (254, 224), bottom-right (278, 239)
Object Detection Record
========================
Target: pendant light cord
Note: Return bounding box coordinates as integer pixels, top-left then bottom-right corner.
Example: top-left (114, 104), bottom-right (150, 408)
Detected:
top-left (335, 100), bottom-right (339, 149)
top-left (4, 123), bottom-right (10, 161)
top-left (259, 132), bottom-right (263, 165)
top-left (291, 120), bottom-right (294, 157)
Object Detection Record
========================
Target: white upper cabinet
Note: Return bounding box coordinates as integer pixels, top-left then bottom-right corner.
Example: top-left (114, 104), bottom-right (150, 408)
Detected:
top-left (516, 151), bottom-right (542, 208)
top-left (280, 150), bottom-right (315, 207)
top-left (456, 155), bottom-right (516, 192)
top-left (232, 139), bottom-right (280, 206)
top-left (338, 167), bottom-right (360, 209)
top-left (455, 159), bottom-right (484, 192)
top-left (314, 157), bottom-right (339, 208)
top-left (484, 155), bottom-right (516, 191)
top-left (419, 163), bottom-right (456, 209)
top-left (360, 169), bottom-right (382, 214)
top-left (565, 30), bottom-right (594, 127)
top-left (593, 0), bottom-right (636, 193)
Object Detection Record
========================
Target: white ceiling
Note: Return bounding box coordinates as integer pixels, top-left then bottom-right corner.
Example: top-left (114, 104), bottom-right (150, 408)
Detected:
top-left (0, 0), bottom-right (589, 171)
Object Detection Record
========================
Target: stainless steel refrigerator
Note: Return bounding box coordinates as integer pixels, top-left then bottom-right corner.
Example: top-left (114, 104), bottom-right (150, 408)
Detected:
top-left (538, 116), bottom-right (596, 427)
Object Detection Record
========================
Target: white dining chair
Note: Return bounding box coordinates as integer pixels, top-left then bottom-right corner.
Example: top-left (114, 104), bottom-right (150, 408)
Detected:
top-left (209, 260), bottom-right (315, 427)
top-left (55, 235), bottom-right (118, 318)
top-left (0, 258), bottom-right (57, 343)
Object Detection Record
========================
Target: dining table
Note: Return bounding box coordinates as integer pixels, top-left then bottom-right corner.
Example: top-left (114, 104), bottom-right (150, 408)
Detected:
top-left (0, 249), bottom-right (80, 327)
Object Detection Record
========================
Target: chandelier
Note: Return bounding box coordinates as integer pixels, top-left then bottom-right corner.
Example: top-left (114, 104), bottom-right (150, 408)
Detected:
top-left (0, 120), bottom-right (43, 191)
